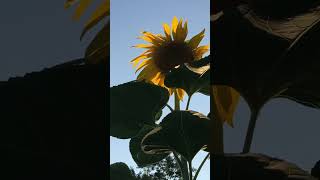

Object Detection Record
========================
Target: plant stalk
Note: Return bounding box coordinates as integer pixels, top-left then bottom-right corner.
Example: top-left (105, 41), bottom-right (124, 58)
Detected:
top-left (188, 161), bottom-right (193, 180)
top-left (174, 91), bottom-right (190, 180)
top-left (193, 153), bottom-right (210, 180)
top-left (174, 90), bottom-right (180, 110)
top-left (173, 152), bottom-right (188, 180)
top-left (186, 95), bottom-right (192, 110)
top-left (242, 109), bottom-right (260, 153)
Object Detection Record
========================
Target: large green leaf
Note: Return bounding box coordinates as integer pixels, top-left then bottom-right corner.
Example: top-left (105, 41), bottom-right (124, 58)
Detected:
top-left (110, 162), bottom-right (136, 180)
top-left (129, 126), bottom-right (169, 167)
top-left (165, 56), bottom-right (210, 96)
top-left (110, 81), bottom-right (169, 139)
top-left (141, 110), bottom-right (210, 162)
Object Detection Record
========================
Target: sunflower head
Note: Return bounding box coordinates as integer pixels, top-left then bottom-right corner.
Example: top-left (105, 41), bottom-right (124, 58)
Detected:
top-left (131, 16), bottom-right (209, 100)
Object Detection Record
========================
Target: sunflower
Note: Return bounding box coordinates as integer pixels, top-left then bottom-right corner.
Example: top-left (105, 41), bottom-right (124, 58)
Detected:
top-left (131, 16), bottom-right (209, 100)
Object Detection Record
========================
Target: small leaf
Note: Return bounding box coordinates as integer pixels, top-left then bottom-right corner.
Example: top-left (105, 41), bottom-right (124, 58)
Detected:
top-left (141, 110), bottom-right (210, 162)
top-left (129, 126), bottom-right (169, 167)
top-left (110, 162), bottom-right (136, 180)
top-left (165, 56), bottom-right (210, 96)
top-left (110, 81), bottom-right (169, 139)
top-left (85, 22), bottom-right (109, 64)
top-left (80, 0), bottom-right (110, 39)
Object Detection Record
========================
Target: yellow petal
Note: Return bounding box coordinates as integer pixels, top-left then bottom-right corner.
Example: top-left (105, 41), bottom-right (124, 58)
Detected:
top-left (193, 45), bottom-right (209, 59)
top-left (212, 85), bottom-right (240, 127)
top-left (137, 63), bottom-right (159, 81)
top-left (80, 0), bottom-right (110, 39)
top-left (143, 32), bottom-right (165, 44)
top-left (188, 29), bottom-right (205, 49)
top-left (135, 59), bottom-right (151, 73)
top-left (175, 88), bottom-right (185, 101)
top-left (131, 53), bottom-right (150, 66)
top-left (171, 16), bottom-right (179, 40)
top-left (157, 74), bottom-right (166, 87)
top-left (174, 18), bottom-right (185, 42)
top-left (72, 0), bottom-right (93, 20)
top-left (133, 44), bottom-right (154, 49)
top-left (151, 72), bottom-right (162, 84)
top-left (163, 23), bottom-right (171, 41)
top-left (183, 20), bottom-right (188, 40)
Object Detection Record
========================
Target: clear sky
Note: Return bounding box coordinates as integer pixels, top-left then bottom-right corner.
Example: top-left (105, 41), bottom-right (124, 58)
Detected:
top-left (110, 0), bottom-right (211, 179)
top-left (0, 0), bottom-right (107, 80)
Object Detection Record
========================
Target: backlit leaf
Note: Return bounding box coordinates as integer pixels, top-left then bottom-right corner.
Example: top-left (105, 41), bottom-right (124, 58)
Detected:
top-left (141, 110), bottom-right (211, 162)
top-left (165, 56), bottom-right (210, 96)
top-left (110, 81), bottom-right (169, 139)
top-left (129, 126), bottom-right (169, 167)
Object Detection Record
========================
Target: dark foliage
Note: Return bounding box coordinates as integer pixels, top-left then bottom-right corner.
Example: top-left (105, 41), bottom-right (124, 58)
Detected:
top-left (134, 155), bottom-right (182, 180)
top-left (0, 59), bottom-right (107, 179)
top-left (212, 153), bottom-right (316, 180)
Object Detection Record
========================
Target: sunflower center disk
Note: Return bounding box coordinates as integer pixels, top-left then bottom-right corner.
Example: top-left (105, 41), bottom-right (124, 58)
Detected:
top-left (153, 42), bottom-right (194, 72)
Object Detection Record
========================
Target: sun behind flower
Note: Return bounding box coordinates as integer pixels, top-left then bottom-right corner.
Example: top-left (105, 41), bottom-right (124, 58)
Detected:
top-left (131, 16), bottom-right (209, 100)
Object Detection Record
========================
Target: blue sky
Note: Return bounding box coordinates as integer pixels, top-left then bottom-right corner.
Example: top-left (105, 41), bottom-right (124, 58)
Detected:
top-left (110, 0), bottom-right (210, 179)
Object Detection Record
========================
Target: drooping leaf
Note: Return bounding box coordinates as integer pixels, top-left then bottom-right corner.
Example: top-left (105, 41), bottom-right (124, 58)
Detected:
top-left (165, 56), bottom-right (210, 96)
top-left (141, 110), bottom-right (211, 162)
top-left (80, 0), bottom-right (110, 39)
top-left (212, 85), bottom-right (240, 127)
top-left (110, 81), bottom-right (169, 139)
top-left (129, 126), bottom-right (169, 167)
top-left (85, 22), bottom-right (109, 64)
top-left (110, 162), bottom-right (136, 180)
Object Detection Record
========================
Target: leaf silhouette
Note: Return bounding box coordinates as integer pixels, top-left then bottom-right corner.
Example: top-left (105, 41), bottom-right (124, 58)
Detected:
top-left (110, 81), bottom-right (169, 139)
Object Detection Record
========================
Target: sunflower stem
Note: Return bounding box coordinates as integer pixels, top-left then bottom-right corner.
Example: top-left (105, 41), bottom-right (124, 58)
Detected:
top-left (193, 153), bottom-right (210, 180)
top-left (174, 90), bottom-right (180, 111)
top-left (242, 108), bottom-right (260, 153)
top-left (188, 160), bottom-right (193, 180)
top-left (186, 95), bottom-right (192, 110)
top-left (173, 152), bottom-right (189, 180)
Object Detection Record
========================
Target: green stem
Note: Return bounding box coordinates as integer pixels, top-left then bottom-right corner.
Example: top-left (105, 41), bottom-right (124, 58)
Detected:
top-left (186, 95), bottom-right (192, 110)
top-left (242, 108), bottom-right (260, 153)
top-left (173, 152), bottom-right (189, 180)
top-left (193, 153), bottom-right (210, 180)
top-left (174, 90), bottom-right (180, 111)
top-left (188, 161), bottom-right (193, 180)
